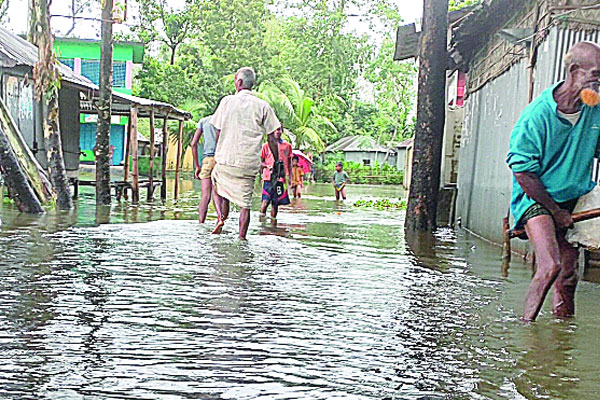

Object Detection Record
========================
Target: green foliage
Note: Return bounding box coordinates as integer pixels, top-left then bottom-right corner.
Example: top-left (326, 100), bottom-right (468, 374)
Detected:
top-left (365, 38), bottom-right (417, 145)
top-left (449, 0), bottom-right (480, 11)
top-left (130, 0), bottom-right (417, 154)
top-left (0, 0), bottom-right (9, 22)
top-left (353, 198), bottom-right (407, 210)
top-left (257, 78), bottom-right (337, 151)
top-left (314, 152), bottom-right (404, 185)
top-left (129, 156), bottom-right (162, 177)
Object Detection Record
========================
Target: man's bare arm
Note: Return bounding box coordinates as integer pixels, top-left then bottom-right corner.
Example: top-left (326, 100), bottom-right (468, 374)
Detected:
top-left (191, 127), bottom-right (203, 178)
top-left (514, 171), bottom-right (573, 229)
top-left (267, 132), bottom-right (279, 162)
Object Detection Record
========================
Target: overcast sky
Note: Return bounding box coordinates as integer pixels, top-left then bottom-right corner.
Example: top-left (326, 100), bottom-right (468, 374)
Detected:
top-left (3, 0), bottom-right (423, 39)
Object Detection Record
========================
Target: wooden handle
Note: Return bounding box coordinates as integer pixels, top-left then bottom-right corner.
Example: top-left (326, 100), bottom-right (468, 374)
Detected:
top-left (509, 207), bottom-right (600, 239)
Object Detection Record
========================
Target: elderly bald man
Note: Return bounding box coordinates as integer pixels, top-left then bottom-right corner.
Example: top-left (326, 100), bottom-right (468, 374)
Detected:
top-left (507, 41), bottom-right (600, 322)
top-left (210, 67), bottom-right (281, 239)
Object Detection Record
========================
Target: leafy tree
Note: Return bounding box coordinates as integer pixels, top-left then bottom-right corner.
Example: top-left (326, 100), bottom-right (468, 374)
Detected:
top-left (365, 37), bottom-right (417, 145)
top-left (258, 78), bottom-right (337, 151)
top-left (130, 0), bottom-right (419, 153)
top-left (62, 0), bottom-right (94, 36)
top-left (132, 0), bottom-right (199, 64)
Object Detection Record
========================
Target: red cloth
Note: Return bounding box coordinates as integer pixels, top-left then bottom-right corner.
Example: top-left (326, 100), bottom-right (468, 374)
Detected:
top-left (261, 141), bottom-right (292, 181)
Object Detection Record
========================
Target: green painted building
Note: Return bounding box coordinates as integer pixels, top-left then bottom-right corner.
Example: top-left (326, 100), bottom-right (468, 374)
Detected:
top-left (53, 38), bottom-right (144, 165)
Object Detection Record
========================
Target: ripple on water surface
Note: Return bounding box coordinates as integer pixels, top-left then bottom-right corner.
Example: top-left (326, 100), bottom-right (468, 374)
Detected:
top-left (1, 186), bottom-right (600, 399)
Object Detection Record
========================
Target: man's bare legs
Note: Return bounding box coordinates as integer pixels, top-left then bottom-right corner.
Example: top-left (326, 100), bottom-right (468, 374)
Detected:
top-left (198, 178), bottom-right (213, 223)
top-left (211, 186), bottom-right (227, 234)
top-left (523, 214), bottom-right (579, 321)
top-left (553, 235), bottom-right (579, 317)
top-left (239, 208), bottom-right (251, 239)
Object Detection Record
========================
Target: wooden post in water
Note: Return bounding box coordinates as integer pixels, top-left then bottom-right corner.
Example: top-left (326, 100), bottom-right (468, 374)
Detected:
top-left (130, 107), bottom-right (140, 204)
top-left (173, 119), bottom-right (183, 201)
top-left (124, 116), bottom-right (132, 182)
top-left (122, 115), bottom-right (132, 200)
top-left (147, 110), bottom-right (155, 201)
top-left (161, 116), bottom-right (168, 202)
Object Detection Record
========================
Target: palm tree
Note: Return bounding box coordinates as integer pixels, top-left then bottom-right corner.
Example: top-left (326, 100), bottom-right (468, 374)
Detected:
top-left (257, 77), bottom-right (337, 151)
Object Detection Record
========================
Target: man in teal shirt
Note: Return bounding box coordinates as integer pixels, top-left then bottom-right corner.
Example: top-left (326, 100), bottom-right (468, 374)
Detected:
top-left (506, 41), bottom-right (600, 322)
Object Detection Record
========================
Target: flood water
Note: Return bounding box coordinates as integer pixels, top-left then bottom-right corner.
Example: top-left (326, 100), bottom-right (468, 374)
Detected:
top-left (1, 180), bottom-right (599, 399)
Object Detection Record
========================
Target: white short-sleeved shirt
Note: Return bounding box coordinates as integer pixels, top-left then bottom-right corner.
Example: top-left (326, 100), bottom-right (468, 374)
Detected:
top-left (211, 89), bottom-right (280, 171)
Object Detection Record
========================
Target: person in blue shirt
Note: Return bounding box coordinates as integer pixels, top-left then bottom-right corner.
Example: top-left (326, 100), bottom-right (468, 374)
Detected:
top-left (191, 99), bottom-right (223, 224)
top-left (506, 42), bottom-right (600, 322)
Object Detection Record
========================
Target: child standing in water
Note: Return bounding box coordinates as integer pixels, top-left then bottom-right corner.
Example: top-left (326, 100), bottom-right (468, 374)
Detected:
top-left (332, 162), bottom-right (349, 200)
top-left (290, 156), bottom-right (305, 198)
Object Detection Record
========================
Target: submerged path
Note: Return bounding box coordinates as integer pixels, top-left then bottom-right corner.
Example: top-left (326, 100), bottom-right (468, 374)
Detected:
top-left (0, 183), bottom-right (599, 399)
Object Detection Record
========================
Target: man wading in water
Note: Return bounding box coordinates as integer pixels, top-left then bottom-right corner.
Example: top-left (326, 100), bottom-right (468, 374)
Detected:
top-left (506, 42), bottom-right (600, 322)
top-left (210, 67), bottom-right (281, 239)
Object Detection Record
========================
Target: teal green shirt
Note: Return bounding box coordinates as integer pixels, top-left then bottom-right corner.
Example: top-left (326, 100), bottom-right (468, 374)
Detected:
top-left (506, 82), bottom-right (600, 227)
top-left (333, 170), bottom-right (349, 187)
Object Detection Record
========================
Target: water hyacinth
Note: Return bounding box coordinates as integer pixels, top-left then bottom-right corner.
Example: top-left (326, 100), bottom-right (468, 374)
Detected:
top-left (353, 198), bottom-right (407, 210)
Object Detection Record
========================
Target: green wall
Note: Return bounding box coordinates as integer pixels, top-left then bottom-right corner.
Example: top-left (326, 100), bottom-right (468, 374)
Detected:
top-left (53, 39), bottom-right (143, 62)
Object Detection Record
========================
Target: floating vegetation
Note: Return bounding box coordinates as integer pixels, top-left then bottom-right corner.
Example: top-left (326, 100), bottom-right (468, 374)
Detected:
top-left (353, 198), bottom-right (407, 210)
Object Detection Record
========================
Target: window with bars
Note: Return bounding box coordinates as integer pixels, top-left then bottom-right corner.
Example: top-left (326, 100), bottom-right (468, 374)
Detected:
top-left (81, 60), bottom-right (100, 85)
top-left (113, 62), bottom-right (126, 88)
top-left (59, 58), bottom-right (74, 70)
top-left (80, 60), bottom-right (126, 87)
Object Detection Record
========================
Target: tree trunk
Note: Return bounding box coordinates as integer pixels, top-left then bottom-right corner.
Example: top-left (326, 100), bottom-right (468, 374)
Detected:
top-left (0, 125), bottom-right (44, 213)
top-left (30, 0), bottom-right (73, 210)
top-left (170, 45), bottom-right (177, 65)
top-left (405, 0), bottom-right (448, 232)
top-left (96, 0), bottom-right (113, 205)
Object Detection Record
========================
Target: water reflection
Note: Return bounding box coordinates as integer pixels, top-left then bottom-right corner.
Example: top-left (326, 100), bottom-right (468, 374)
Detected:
top-left (0, 181), bottom-right (598, 399)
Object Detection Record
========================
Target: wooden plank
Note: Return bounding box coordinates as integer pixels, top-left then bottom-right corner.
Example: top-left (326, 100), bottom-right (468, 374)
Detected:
top-left (0, 97), bottom-right (52, 204)
top-left (161, 115), bottom-right (168, 201)
top-left (147, 110), bottom-right (155, 201)
top-left (174, 120), bottom-right (183, 200)
top-left (130, 107), bottom-right (140, 204)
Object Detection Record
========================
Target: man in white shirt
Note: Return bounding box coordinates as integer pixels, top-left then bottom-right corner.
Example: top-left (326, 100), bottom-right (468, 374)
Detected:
top-left (210, 67), bottom-right (281, 239)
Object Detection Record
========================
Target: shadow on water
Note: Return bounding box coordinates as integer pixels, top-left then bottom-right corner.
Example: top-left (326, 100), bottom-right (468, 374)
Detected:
top-left (1, 181), bottom-right (599, 399)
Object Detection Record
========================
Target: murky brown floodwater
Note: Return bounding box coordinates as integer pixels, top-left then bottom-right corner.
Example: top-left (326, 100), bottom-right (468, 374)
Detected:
top-left (1, 180), bottom-right (599, 399)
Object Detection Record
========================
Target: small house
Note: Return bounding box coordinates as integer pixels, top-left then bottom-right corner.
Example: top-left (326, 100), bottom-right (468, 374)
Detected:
top-left (396, 137), bottom-right (414, 188)
top-left (325, 136), bottom-right (397, 167)
top-left (54, 37), bottom-right (145, 166)
top-left (395, 0), bottom-right (600, 252)
top-left (0, 26), bottom-right (191, 203)
top-left (0, 27), bottom-right (95, 178)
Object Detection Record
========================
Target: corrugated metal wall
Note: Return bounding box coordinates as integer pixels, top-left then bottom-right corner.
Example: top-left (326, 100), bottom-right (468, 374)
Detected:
top-left (455, 27), bottom-right (600, 249)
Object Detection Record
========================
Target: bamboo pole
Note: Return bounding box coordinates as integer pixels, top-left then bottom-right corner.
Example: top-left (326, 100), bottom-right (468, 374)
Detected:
top-left (147, 110), bottom-right (155, 201)
top-left (508, 208), bottom-right (600, 239)
top-left (173, 120), bottom-right (183, 201)
top-left (161, 115), bottom-right (168, 201)
top-left (130, 107), bottom-right (139, 204)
